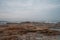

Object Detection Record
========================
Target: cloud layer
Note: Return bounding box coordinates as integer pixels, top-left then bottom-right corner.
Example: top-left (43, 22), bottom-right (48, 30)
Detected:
top-left (0, 0), bottom-right (60, 22)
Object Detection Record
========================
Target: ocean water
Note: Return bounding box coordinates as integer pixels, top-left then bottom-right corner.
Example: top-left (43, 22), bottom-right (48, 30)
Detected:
top-left (50, 28), bottom-right (60, 31)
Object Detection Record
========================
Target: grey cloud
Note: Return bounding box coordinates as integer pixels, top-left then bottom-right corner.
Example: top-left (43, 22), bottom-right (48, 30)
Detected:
top-left (0, 0), bottom-right (60, 22)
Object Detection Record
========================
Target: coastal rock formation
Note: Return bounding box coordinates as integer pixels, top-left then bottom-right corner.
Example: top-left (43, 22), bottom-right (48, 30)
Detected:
top-left (0, 22), bottom-right (60, 40)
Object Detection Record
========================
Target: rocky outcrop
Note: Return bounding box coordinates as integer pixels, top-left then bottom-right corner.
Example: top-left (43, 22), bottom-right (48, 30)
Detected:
top-left (0, 22), bottom-right (60, 40)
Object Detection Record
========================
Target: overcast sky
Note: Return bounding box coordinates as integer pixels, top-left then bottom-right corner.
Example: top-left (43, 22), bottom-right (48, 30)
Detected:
top-left (0, 0), bottom-right (60, 22)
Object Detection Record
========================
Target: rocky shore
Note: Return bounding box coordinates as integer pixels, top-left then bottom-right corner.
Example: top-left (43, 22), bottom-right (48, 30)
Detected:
top-left (0, 22), bottom-right (60, 40)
